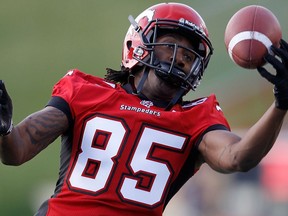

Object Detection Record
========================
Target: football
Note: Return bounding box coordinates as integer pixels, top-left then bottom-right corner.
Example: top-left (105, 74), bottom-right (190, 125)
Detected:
top-left (224, 5), bottom-right (282, 69)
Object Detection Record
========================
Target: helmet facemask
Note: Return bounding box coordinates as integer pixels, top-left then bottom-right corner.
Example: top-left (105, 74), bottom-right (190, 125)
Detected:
top-left (116, 3), bottom-right (214, 109)
top-left (129, 16), bottom-right (213, 93)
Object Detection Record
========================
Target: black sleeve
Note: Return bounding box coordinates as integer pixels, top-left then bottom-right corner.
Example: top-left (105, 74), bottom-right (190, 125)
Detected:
top-left (46, 96), bottom-right (74, 127)
top-left (196, 124), bottom-right (229, 148)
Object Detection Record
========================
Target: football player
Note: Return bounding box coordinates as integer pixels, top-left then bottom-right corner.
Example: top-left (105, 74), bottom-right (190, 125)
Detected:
top-left (0, 3), bottom-right (287, 216)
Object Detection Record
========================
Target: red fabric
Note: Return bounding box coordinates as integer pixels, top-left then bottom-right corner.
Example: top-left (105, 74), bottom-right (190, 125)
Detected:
top-left (44, 69), bottom-right (230, 216)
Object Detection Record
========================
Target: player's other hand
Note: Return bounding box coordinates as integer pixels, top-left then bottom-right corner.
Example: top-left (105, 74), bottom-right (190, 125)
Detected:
top-left (0, 80), bottom-right (13, 136)
top-left (257, 39), bottom-right (288, 110)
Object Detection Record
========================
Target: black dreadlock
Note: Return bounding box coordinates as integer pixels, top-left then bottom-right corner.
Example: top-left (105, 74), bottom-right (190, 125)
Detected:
top-left (105, 66), bottom-right (131, 85)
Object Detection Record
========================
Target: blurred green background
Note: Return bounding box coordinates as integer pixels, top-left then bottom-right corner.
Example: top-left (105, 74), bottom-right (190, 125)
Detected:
top-left (0, 0), bottom-right (287, 215)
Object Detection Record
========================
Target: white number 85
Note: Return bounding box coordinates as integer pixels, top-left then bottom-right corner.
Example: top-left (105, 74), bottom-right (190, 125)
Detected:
top-left (68, 115), bottom-right (187, 207)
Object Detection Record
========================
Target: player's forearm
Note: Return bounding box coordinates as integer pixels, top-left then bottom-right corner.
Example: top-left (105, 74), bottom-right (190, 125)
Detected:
top-left (0, 122), bottom-right (45, 165)
top-left (0, 127), bottom-right (26, 165)
top-left (232, 103), bottom-right (286, 171)
top-left (0, 107), bottom-right (68, 165)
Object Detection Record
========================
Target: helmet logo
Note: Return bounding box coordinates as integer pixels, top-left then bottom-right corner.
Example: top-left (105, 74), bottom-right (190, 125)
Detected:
top-left (127, 9), bottom-right (155, 35)
top-left (135, 9), bottom-right (155, 23)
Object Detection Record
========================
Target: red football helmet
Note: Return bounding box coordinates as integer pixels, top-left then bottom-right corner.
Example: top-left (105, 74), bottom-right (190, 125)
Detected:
top-left (122, 2), bottom-right (213, 91)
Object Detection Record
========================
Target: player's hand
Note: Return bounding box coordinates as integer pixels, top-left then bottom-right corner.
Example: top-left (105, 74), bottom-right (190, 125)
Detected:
top-left (0, 80), bottom-right (13, 136)
top-left (257, 39), bottom-right (288, 110)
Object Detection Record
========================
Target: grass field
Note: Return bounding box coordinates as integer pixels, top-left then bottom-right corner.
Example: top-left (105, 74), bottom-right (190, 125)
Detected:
top-left (0, 0), bottom-right (288, 215)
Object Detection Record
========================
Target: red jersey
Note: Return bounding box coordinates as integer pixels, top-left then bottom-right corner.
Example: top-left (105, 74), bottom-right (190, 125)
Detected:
top-left (36, 69), bottom-right (230, 216)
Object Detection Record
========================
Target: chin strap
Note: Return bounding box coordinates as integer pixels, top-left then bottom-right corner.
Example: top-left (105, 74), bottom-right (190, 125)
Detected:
top-left (136, 67), bottom-right (149, 94)
top-left (128, 74), bottom-right (137, 94)
top-left (128, 66), bottom-right (186, 111)
top-left (129, 67), bottom-right (150, 95)
top-left (165, 87), bottom-right (186, 111)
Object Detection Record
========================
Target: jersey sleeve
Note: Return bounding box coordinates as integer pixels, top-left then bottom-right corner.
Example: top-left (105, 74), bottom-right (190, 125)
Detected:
top-left (51, 69), bottom-right (89, 104)
top-left (204, 94), bottom-right (230, 131)
top-left (45, 69), bottom-right (85, 126)
top-left (46, 69), bottom-right (112, 122)
top-left (183, 94), bottom-right (230, 146)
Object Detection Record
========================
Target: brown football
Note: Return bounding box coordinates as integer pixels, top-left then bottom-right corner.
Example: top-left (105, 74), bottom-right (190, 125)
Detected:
top-left (224, 5), bottom-right (282, 69)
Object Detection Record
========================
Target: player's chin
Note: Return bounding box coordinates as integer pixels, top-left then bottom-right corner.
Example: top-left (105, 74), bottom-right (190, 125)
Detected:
top-left (161, 77), bottom-right (181, 90)
top-left (158, 79), bottom-right (181, 95)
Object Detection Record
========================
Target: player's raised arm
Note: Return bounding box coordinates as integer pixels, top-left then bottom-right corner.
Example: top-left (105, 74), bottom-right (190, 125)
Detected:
top-left (199, 104), bottom-right (286, 173)
top-left (199, 39), bottom-right (288, 173)
top-left (0, 81), bottom-right (69, 165)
